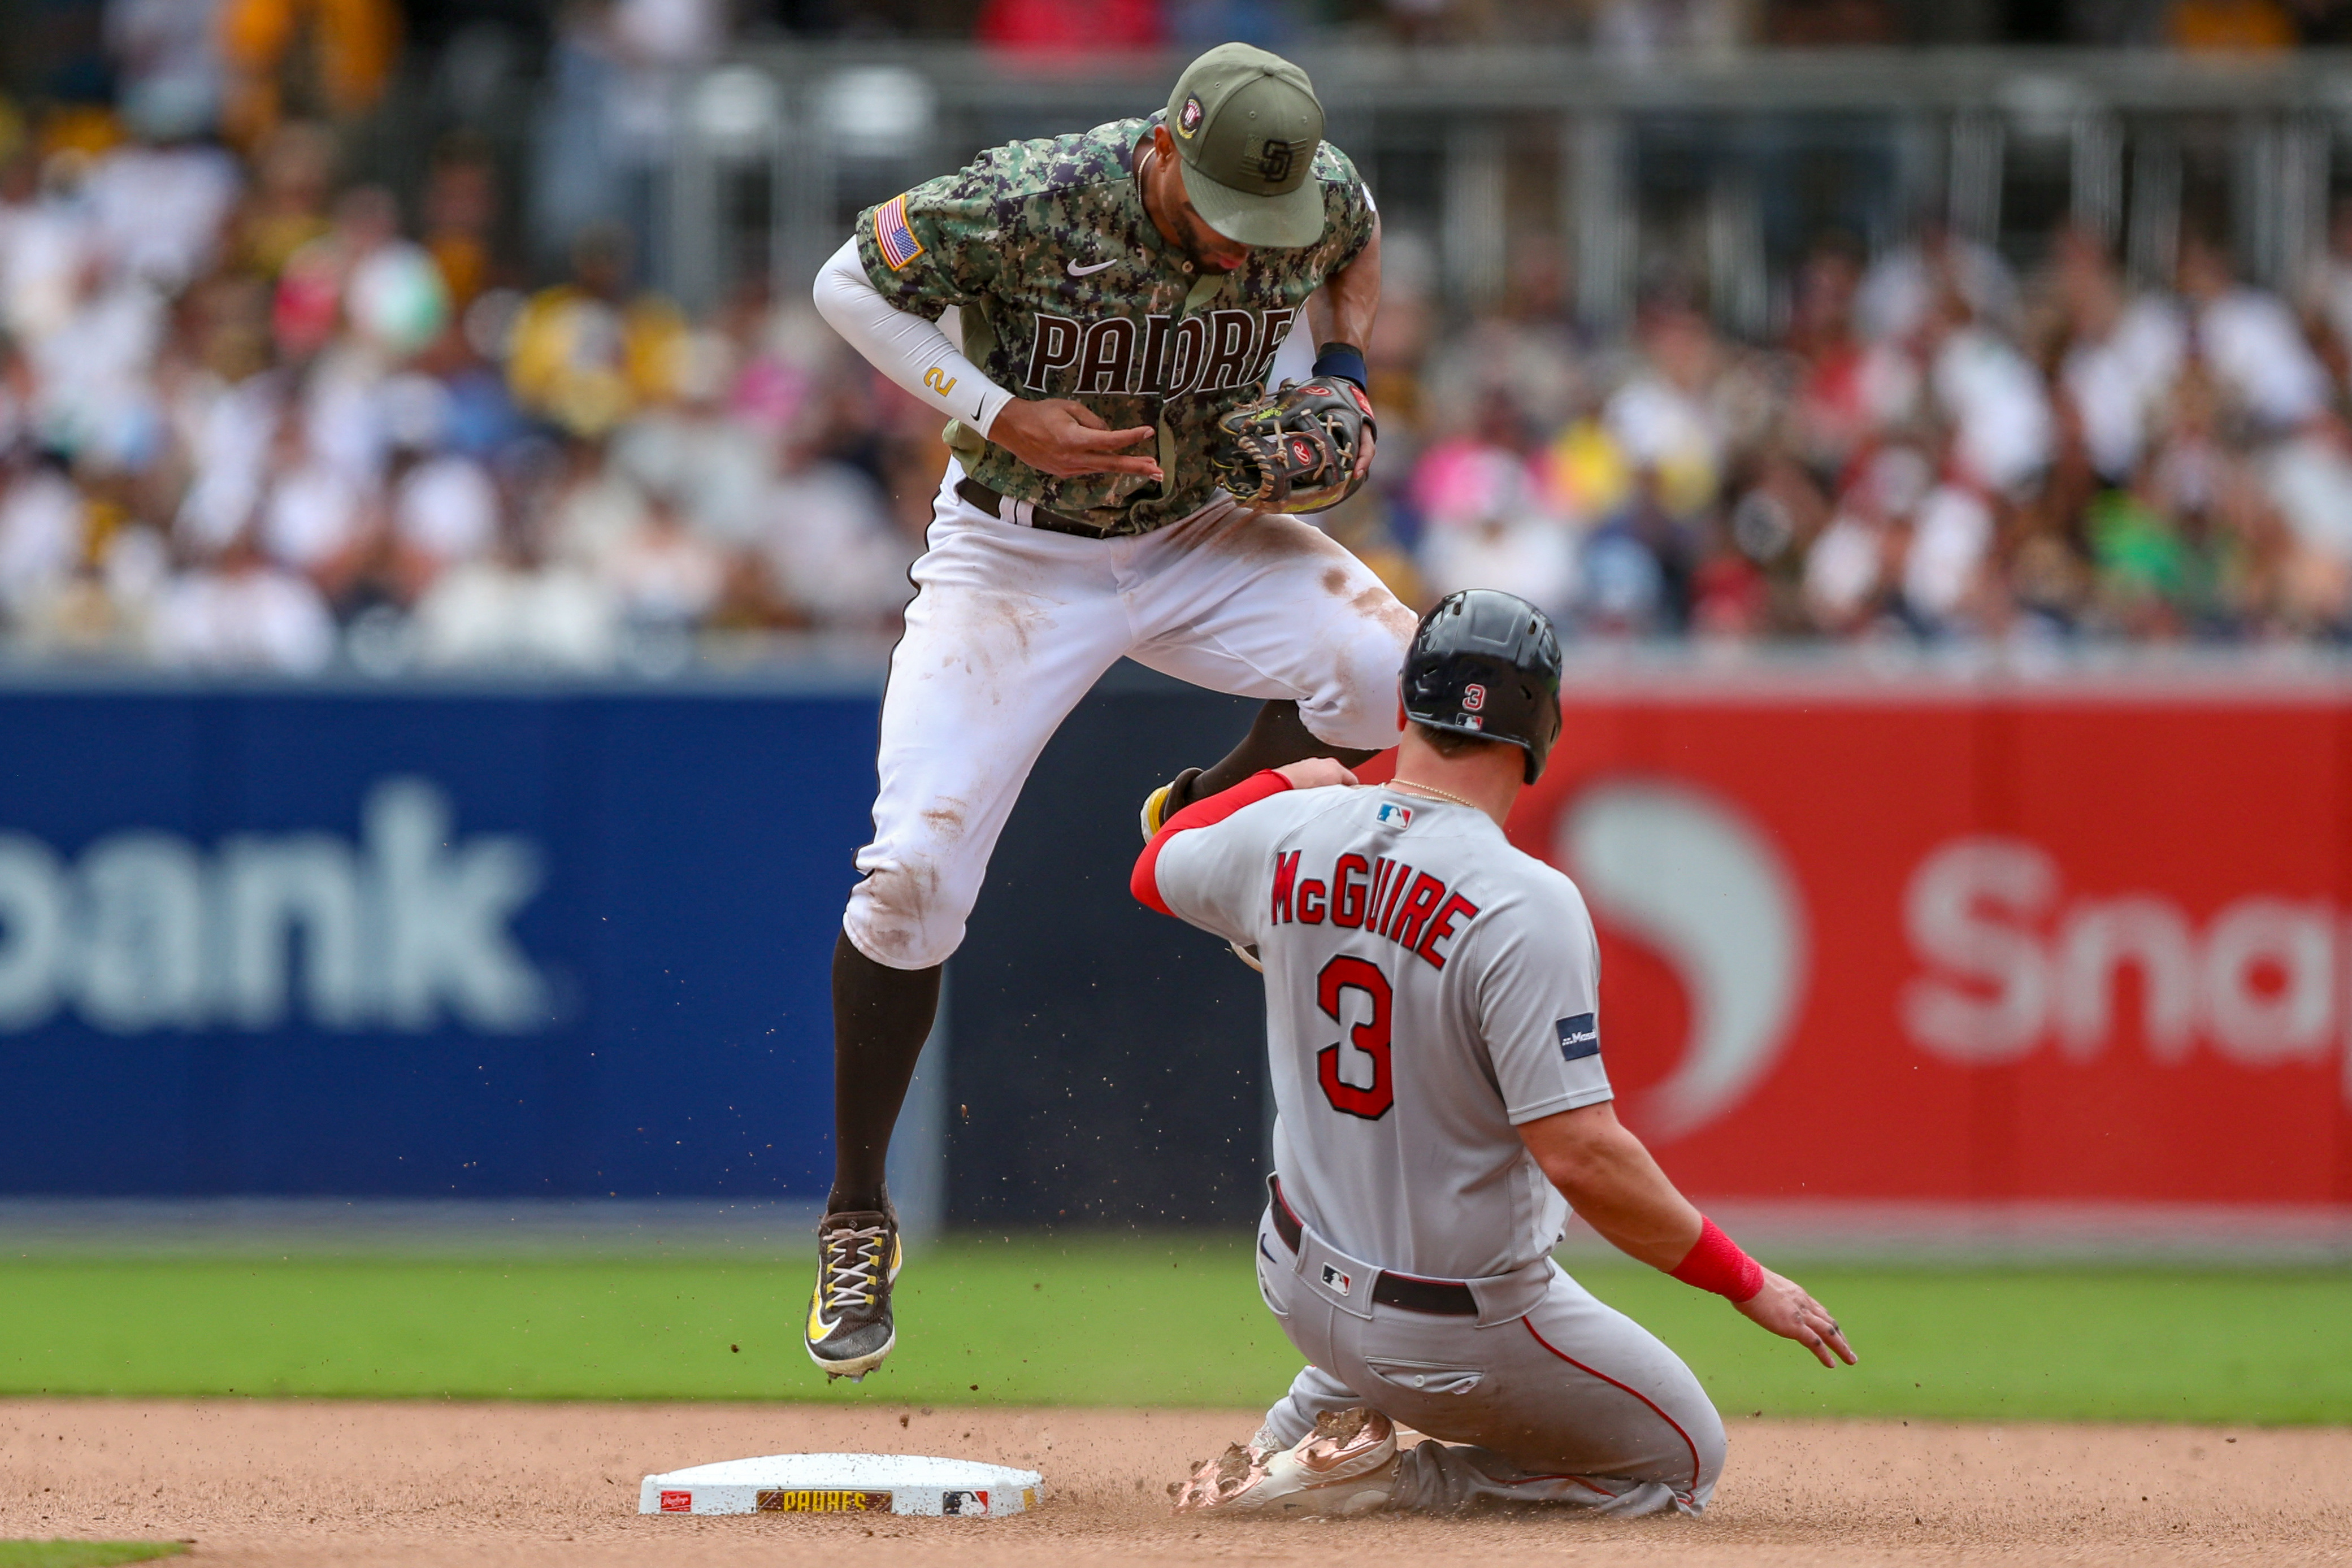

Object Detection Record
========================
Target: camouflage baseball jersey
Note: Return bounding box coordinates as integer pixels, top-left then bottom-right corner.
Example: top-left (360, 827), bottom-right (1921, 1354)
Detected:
top-left (853, 114), bottom-right (1375, 537)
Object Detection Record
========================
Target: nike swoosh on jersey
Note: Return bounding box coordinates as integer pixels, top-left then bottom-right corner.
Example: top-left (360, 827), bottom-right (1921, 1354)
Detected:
top-left (1066, 258), bottom-right (1117, 276)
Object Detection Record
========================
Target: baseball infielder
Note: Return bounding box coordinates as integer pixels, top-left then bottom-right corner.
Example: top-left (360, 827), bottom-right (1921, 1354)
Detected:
top-left (1132, 589), bottom-right (1856, 1515)
top-left (803, 42), bottom-right (1413, 1379)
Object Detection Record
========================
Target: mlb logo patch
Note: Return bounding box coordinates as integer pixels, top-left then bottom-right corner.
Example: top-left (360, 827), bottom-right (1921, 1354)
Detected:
top-left (1320, 1262), bottom-right (1352, 1296)
top-left (1375, 801), bottom-right (1413, 828)
top-left (1556, 1013), bottom-right (1600, 1062)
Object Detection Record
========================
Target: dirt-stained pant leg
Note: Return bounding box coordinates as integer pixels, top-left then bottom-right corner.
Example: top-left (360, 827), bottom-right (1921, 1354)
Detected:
top-left (1253, 1212), bottom-right (1726, 1517)
top-left (850, 482), bottom-right (1417, 970)
top-left (844, 472), bottom-right (1135, 971)
top-left (1123, 503), bottom-right (1418, 753)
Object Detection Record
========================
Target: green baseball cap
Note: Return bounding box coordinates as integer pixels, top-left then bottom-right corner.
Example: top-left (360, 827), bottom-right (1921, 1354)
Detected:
top-left (1164, 43), bottom-right (1325, 250)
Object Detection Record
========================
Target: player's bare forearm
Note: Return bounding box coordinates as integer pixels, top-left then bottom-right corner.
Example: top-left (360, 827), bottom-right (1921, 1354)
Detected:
top-left (1522, 1103), bottom-right (1857, 1366)
top-left (1309, 218), bottom-right (1381, 354)
top-left (1517, 1101), bottom-right (1702, 1270)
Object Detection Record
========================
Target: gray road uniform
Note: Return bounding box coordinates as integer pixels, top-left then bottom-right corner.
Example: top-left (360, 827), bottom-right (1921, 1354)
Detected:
top-left (1150, 781), bottom-right (1726, 1515)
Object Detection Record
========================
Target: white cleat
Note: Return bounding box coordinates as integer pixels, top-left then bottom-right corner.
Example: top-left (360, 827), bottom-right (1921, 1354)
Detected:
top-left (1171, 1408), bottom-right (1398, 1517)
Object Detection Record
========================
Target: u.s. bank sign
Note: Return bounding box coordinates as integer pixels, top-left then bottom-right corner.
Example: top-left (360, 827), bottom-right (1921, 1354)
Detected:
top-left (0, 777), bottom-right (551, 1035)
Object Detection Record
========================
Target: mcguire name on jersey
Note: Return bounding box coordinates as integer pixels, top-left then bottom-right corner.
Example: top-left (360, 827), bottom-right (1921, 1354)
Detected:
top-left (853, 112), bottom-right (1376, 537)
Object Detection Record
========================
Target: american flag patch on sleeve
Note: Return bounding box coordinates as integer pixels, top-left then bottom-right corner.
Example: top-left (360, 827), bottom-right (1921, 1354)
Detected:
top-left (874, 194), bottom-right (924, 271)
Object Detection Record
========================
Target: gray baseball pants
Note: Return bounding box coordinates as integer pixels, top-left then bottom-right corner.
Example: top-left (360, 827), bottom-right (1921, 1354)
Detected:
top-left (1252, 1207), bottom-right (1726, 1517)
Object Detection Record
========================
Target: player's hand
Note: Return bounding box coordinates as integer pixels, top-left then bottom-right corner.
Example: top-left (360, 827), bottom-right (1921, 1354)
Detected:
top-left (1734, 1268), bottom-right (1856, 1368)
top-left (990, 398), bottom-right (1161, 480)
top-left (1274, 758), bottom-right (1359, 790)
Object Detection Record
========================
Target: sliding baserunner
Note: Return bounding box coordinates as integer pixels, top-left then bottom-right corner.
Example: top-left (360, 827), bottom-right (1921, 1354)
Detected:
top-left (1134, 589), bottom-right (1856, 1515)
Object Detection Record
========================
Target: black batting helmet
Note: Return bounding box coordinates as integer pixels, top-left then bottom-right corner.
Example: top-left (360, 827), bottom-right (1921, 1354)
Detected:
top-left (1400, 589), bottom-right (1564, 784)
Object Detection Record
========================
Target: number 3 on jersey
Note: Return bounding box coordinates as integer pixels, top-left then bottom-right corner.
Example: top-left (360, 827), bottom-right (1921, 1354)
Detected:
top-left (1315, 955), bottom-right (1394, 1120)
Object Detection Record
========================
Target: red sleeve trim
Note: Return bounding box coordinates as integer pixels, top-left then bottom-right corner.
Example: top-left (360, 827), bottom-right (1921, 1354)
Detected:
top-left (1669, 1216), bottom-right (1765, 1303)
top-left (1130, 770), bottom-right (1295, 917)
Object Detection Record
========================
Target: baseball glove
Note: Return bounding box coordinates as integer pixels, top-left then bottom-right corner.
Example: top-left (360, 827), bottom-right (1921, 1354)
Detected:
top-left (1210, 376), bottom-right (1377, 515)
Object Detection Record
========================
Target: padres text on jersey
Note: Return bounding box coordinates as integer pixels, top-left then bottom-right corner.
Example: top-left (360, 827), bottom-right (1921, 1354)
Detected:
top-left (853, 114), bottom-right (1376, 537)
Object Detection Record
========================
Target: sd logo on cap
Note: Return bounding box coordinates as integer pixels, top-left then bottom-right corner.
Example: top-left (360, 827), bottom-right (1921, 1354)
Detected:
top-left (1162, 43), bottom-right (1326, 249)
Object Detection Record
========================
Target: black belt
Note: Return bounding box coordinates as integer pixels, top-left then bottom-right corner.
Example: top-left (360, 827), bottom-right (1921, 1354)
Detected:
top-left (956, 477), bottom-right (1110, 539)
top-left (1267, 1175), bottom-right (1477, 1317)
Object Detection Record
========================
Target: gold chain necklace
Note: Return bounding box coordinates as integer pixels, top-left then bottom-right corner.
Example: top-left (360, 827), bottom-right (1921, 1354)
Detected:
top-left (1388, 778), bottom-right (1483, 812)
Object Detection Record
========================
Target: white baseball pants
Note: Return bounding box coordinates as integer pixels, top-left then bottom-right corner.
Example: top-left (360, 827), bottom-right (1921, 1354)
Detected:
top-left (1253, 1207), bottom-right (1726, 1517)
top-left (843, 462), bottom-right (1418, 971)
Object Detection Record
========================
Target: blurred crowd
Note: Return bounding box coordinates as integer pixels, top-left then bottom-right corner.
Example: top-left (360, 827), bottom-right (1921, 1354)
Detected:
top-left (0, 107), bottom-right (948, 674)
top-left (13, 108), bottom-right (2352, 675)
top-left (11, 1), bottom-right (2352, 674)
top-left (1342, 218), bottom-right (2352, 647)
top-left (960, 0), bottom-right (2352, 53)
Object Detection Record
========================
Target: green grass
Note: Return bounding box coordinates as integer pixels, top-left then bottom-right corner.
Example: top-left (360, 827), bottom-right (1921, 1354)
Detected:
top-left (0, 1544), bottom-right (186, 1567)
top-left (0, 1239), bottom-right (2346, 1422)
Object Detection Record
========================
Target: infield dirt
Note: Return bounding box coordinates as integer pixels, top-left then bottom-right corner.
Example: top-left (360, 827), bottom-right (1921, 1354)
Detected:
top-left (2, 1400), bottom-right (2346, 1566)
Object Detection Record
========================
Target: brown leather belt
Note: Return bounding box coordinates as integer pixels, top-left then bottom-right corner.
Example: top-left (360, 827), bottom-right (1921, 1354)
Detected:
top-left (1267, 1175), bottom-right (1477, 1317)
top-left (956, 477), bottom-right (1109, 539)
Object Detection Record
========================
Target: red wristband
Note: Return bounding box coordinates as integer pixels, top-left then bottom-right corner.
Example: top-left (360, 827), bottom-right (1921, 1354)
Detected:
top-left (1669, 1217), bottom-right (1764, 1303)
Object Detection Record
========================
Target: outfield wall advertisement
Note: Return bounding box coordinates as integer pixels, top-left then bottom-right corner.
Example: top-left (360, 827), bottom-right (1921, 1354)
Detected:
top-left (0, 675), bottom-right (1272, 1222)
top-left (1512, 683), bottom-right (2352, 1207)
top-left (0, 685), bottom-right (880, 1200)
top-left (2, 675), bottom-right (2346, 1215)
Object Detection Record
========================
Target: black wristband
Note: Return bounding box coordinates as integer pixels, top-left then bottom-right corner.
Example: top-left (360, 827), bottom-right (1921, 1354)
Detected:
top-left (1313, 342), bottom-right (1369, 390)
